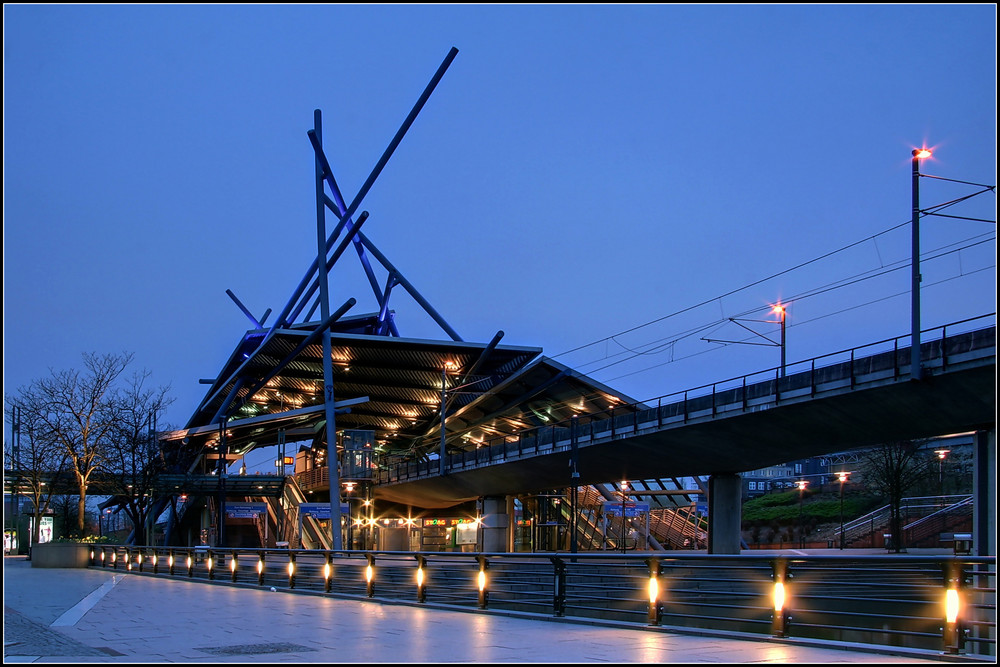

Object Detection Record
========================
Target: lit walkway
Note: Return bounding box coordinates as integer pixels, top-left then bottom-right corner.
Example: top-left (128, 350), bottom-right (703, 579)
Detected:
top-left (2, 555), bottom-right (968, 663)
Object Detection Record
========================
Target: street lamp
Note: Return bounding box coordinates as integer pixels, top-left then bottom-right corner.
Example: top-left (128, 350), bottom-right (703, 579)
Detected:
top-left (935, 449), bottom-right (950, 507)
top-left (796, 480), bottom-right (809, 548)
top-left (911, 147), bottom-right (932, 381)
top-left (772, 304), bottom-right (787, 378)
top-left (837, 471), bottom-right (850, 550)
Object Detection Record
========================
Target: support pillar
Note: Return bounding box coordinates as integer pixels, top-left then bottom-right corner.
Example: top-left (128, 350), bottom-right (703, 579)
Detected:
top-left (973, 429), bottom-right (995, 557)
top-left (707, 473), bottom-right (742, 554)
top-left (481, 496), bottom-right (510, 553)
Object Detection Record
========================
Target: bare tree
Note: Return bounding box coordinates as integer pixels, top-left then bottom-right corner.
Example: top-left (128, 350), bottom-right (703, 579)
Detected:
top-left (16, 352), bottom-right (134, 535)
top-left (3, 401), bottom-right (70, 545)
top-left (860, 440), bottom-right (932, 552)
top-left (98, 369), bottom-right (173, 545)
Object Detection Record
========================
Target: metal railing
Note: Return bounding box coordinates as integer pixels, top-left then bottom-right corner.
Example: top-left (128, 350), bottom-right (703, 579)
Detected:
top-left (378, 316), bottom-right (995, 485)
top-left (90, 546), bottom-right (996, 658)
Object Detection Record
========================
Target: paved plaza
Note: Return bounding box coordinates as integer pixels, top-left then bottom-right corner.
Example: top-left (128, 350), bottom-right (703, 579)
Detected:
top-left (1, 555), bottom-right (981, 664)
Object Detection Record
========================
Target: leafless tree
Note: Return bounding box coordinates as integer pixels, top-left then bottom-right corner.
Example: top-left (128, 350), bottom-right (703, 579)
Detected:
top-left (860, 440), bottom-right (932, 552)
top-left (98, 369), bottom-right (173, 545)
top-left (14, 352), bottom-right (134, 535)
top-left (3, 401), bottom-right (70, 545)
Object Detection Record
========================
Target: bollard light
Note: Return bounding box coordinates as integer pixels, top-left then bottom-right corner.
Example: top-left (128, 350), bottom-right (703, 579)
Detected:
top-left (230, 554), bottom-right (238, 582)
top-left (365, 555), bottom-right (375, 598)
top-left (415, 555), bottom-right (427, 603)
top-left (943, 587), bottom-right (964, 654)
top-left (477, 556), bottom-right (490, 609)
top-left (324, 554), bottom-right (333, 593)
top-left (288, 556), bottom-right (296, 589)
top-left (771, 558), bottom-right (790, 638)
top-left (257, 556), bottom-right (265, 586)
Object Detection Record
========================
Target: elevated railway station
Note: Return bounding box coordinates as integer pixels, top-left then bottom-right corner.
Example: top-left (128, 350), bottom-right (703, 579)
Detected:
top-left (75, 47), bottom-right (993, 560)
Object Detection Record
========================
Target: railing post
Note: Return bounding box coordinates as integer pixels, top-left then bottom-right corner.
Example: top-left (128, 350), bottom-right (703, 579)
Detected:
top-left (324, 552), bottom-right (333, 593)
top-left (657, 397), bottom-right (663, 428)
top-left (683, 391), bottom-right (689, 423)
top-left (230, 551), bottom-right (238, 583)
top-left (711, 384), bottom-right (717, 417)
top-left (257, 551), bottom-right (265, 586)
top-left (611, 408), bottom-right (616, 438)
top-left (551, 557), bottom-right (566, 617)
top-left (151, 550), bottom-right (159, 574)
top-left (477, 555), bottom-right (489, 609)
top-left (206, 549), bottom-right (215, 580)
top-left (186, 550), bottom-right (194, 578)
top-left (770, 557), bottom-right (791, 638)
top-left (646, 557), bottom-right (662, 626)
top-left (288, 551), bottom-right (296, 589)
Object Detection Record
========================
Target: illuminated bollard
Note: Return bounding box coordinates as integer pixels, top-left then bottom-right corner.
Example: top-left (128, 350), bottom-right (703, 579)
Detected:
top-left (365, 554), bottom-right (375, 598)
top-left (477, 556), bottom-right (489, 609)
top-left (770, 558), bottom-right (791, 638)
top-left (89, 548), bottom-right (96, 565)
top-left (168, 550), bottom-right (176, 576)
top-left (136, 550), bottom-right (143, 573)
top-left (206, 550), bottom-right (215, 580)
top-left (151, 552), bottom-right (159, 574)
top-left (324, 554), bottom-right (333, 594)
top-left (257, 552), bottom-right (265, 586)
top-left (415, 555), bottom-right (427, 603)
top-left (287, 553), bottom-right (296, 589)
top-left (942, 561), bottom-right (967, 654)
top-left (111, 550), bottom-right (118, 570)
top-left (646, 558), bottom-right (662, 626)
top-left (230, 552), bottom-right (238, 583)
top-left (100, 548), bottom-right (107, 567)
top-left (186, 552), bottom-right (194, 577)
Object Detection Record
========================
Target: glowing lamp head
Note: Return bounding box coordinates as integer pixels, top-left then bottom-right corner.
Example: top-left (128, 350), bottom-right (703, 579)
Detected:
top-left (945, 588), bottom-right (960, 624)
top-left (773, 581), bottom-right (786, 611)
top-left (913, 148), bottom-right (932, 159)
top-left (796, 480), bottom-right (808, 491)
top-left (837, 471), bottom-right (849, 483)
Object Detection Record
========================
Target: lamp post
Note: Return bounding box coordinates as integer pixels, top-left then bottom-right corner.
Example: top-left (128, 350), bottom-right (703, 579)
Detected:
top-left (935, 449), bottom-right (950, 508)
top-left (796, 480), bottom-right (808, 548)
top-left (837, 471), bottom-right (850, 550)
top-left (773, 304), bottom-right (787, 378)
top-left (911, 148), bottom-right (932, 381)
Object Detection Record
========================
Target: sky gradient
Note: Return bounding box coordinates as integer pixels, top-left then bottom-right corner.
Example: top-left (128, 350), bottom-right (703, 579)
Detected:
top-left (4, 4), bottom-right (996, 434)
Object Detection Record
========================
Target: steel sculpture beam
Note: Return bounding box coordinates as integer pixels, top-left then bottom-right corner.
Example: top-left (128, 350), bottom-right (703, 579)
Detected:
top-left (272, 46), bottom-right (459, 334)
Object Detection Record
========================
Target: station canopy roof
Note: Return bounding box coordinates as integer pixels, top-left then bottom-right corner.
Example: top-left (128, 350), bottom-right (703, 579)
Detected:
top-left (161, 313), bottom-right (640, 470)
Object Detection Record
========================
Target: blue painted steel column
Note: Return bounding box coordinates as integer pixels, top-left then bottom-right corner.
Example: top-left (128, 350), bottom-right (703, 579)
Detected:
top-left (314, 110), bottom-right (343, 550)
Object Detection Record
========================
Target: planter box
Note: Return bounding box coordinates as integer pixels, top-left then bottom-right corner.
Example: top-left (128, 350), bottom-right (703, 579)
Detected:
top-left (31, 542), bottom-right (93, 568)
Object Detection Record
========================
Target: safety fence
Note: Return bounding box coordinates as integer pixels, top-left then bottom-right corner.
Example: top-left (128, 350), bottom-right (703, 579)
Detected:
top-left (90, 546), bottom-right (995, 658)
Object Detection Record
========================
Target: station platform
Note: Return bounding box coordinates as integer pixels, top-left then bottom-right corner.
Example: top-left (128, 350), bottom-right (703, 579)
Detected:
top-left (2, 554), bottom-right (978, 663)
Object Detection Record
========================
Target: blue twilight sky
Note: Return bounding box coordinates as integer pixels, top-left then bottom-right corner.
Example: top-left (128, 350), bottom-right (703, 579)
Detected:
top-left (3, 4), bottom-right (997, 434)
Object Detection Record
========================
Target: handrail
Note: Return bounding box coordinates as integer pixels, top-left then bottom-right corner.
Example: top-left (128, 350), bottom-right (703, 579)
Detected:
top-left (380, 317), bottom-right (995, 484)
top-left (91, 545), bottom-right (996, 658)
